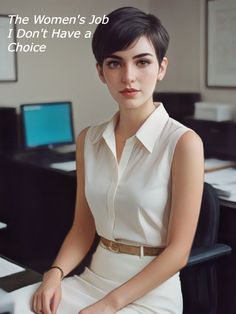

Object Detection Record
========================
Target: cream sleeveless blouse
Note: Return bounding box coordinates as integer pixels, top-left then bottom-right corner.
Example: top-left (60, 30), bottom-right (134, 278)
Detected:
top-left (1, 103), bottom-right (187, 314)
top-left (84, 103), bottom-right (190, 248)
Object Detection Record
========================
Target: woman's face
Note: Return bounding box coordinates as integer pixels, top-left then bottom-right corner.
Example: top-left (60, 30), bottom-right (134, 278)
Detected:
top-left (97, 36), bottom-right (168, 110)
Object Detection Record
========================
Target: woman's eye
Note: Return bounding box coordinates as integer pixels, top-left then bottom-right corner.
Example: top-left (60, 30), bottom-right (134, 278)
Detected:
top-left (106, 60), bottom-right (121, 69)
top-left (137, 59), bottom-right (151, 67)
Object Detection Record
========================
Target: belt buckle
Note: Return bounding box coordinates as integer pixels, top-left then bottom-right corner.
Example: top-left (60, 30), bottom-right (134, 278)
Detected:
top-left (139, 246), bottom-right (144, 258)
top-left (108, 241), bottom-right (119, 253)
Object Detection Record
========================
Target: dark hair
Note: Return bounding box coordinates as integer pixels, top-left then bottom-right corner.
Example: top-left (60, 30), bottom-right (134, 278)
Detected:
top-left (92, 7), bottom-right (170, 66)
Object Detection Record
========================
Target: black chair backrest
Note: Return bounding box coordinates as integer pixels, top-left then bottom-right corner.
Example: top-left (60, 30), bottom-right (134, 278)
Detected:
top-left (192, 182), bottom-right (220, 248)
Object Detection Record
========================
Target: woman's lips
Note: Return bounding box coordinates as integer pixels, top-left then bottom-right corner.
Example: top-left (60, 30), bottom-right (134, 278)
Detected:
top-left (120, 88), bottom-right (140, 97)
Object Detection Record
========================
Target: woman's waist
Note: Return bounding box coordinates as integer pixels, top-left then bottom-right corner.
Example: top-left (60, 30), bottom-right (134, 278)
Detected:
top-left (89, 243), bottom-right (157, 283)
top-left (96, 228), bottom-right (167, 248)
top-left (99, 236), bottom-right (165, 257)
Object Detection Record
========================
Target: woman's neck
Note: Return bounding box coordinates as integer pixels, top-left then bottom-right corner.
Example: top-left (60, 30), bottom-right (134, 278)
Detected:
top-left (115, 101), bottom-right (158, 139)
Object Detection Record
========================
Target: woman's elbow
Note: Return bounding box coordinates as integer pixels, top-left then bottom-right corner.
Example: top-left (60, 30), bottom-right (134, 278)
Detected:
top-left (179, 248), bottom-right (191, 269)
top-left (180, 254), bottom-right (189, 269)
top-left (166, 244), bottom-right (191, 269)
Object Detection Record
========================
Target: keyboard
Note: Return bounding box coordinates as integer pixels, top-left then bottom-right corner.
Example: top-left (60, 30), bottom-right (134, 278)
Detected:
top-left (14, 150), bottom-right (76, 165)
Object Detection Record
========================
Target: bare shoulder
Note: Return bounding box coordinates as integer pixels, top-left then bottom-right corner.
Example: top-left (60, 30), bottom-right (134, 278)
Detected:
top-left (76, 127), bottom-right (90, 162)
top-left (175, 130), bottom-right (203, 158)
top-left (76, 127), bottom-right (90, 149)
top-left (172, 130), bottom-right (204, 175)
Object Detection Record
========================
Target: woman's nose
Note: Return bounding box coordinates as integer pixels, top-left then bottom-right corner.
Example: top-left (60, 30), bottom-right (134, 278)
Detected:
top-left (121, 64), bottom-right (136, 83)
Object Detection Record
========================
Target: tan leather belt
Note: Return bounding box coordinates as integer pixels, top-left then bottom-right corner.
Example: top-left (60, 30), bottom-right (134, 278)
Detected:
top-left (100, 237), bottom-right (164, 257)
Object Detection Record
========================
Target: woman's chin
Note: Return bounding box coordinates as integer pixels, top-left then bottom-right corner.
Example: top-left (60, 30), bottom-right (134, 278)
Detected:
top-left (118, 98), bottom-right (153, 111)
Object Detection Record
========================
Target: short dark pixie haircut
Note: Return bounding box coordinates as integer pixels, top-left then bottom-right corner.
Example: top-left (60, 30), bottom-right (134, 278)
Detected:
top-left (92, 7), bottom-right (170, 66)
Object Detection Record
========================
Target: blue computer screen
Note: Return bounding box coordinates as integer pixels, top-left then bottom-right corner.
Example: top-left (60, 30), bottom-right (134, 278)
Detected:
top-left (21, 102), bottom-right (74, 148)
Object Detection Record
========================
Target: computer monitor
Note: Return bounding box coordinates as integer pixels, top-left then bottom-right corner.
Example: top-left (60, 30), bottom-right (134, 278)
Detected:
top-left (20, 101), bottom-right (75, 149)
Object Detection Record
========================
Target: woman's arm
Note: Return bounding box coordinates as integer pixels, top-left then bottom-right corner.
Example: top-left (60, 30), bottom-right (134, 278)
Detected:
top-left (80, 131), bottom-right (204, 314)
top-left (32, 127), bottom-right (96, 314)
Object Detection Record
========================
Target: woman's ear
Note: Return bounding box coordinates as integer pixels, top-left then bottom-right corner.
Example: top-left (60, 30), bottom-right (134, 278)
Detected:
top-left (96, 63), bottom-right (106, 84)
top-left (157, 57), bottom-right (168, 81)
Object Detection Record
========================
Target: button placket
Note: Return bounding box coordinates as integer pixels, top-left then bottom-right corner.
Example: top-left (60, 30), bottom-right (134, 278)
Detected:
top-left (107, 156), bottom-right (119, 236)
top-left (110, 138), bottom-right (135, 238)
top-left (108, 137), bottom-right (136, 238)
top-left (118, 137), bottom-right (135, 180)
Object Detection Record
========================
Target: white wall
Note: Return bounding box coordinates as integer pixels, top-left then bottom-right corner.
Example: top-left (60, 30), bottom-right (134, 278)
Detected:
top-left (0, 0), bottom-right (149, 136)
top-left (199, 0), bottom-right (236, 107)
top-left (149, 0), bottom-right (201, 93)
top-left (150, 0), bottom-right (236, 113)
top-left (1, 0), bottom-right (236, 136)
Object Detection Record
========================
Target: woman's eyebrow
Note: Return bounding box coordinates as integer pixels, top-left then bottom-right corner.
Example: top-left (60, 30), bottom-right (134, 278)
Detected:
top-left (106, 53), bottom-right (154, 60)
top-left (133, 53), bottom-right (154, 59)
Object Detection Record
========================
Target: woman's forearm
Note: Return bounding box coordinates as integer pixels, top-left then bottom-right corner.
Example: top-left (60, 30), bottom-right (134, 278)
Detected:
top-left (49, 225), bottom-right (96, 278)
top-left (105, 244), bottom-right (188, 311)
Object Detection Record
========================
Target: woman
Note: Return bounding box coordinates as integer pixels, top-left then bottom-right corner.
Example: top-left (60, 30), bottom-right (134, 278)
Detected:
top-left (11, 6), bottom-right (204, 314)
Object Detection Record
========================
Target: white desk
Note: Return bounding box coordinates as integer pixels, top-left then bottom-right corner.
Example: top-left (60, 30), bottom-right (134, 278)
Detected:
top-left (0, 289), bottom-right (14, 313)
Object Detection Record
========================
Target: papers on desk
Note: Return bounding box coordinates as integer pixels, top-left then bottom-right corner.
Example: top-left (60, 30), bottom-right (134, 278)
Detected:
top-left (205, 158), bottom-right (236, 172)
top-left (0, 257), bottom-right (25, 278)
top-left (204, 167), bottom-right (236, 202)
top-left (0, 222), bottom-right (7, 229)
top-left (50, 160), bottom-right (76, 172)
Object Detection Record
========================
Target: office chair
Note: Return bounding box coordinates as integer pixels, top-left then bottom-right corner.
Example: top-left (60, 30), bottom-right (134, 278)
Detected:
top-left (180, 182), bottom-right (232, 314)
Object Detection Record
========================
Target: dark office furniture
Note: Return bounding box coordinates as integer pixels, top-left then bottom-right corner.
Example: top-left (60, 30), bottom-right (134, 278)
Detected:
top-left (180, 183), bottom-right (231, 314)
top-left (0, 153), bottom-right (9, 253)
top-left (0, 155), bottom-right (5, 221)
top-left (182, 117), bottom-right (236, 160)
top-left (153, 92), bottom-right (201, 120)
top-left (0, 156), bottom-right (77, 273)
top-left (217, 203), bottom-right (236, 314)
top-left (13, 149), bottom-right (76, 166)
top-left (178, 117), bottom-right (236, 314)
top-left (0, 107), bottom-right (19, 252)
top-left (0, 107), bottom-right (19, 154)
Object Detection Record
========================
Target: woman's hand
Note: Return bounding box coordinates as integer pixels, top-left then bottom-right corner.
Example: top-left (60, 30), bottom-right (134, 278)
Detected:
top-left (31, 268), bottom-right (62, 314)
top-left (79, 298), bottom-right (116, 314)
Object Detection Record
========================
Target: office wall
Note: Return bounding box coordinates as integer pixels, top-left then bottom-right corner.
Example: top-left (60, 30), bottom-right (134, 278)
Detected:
top-left (0, 0), bottom-right (149, 136)
top-left (150, 0), bottom-right (236, 116)
top-left (150, 0), bottom-right (201, 93)
top-left (1, 0), bottom-right (236, 137)
top-left (199, 0), bottom-right (236, 107)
